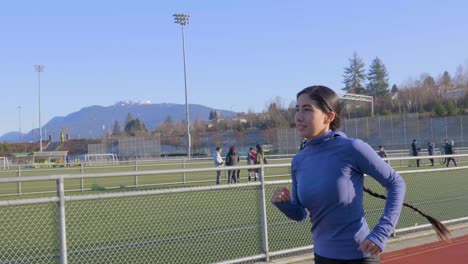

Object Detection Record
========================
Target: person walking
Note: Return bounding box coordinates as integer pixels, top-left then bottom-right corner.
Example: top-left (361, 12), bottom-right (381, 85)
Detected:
top-left (444, 139), bottom-right (458, 167)
top-left (427, 141), bottom-right (435, 166)
top-left (441, 141), bottom-right (447, 165)
top-left (213, 147), bottom-right (224, 184)
top-left (377, 146), bottom-right (388, 163)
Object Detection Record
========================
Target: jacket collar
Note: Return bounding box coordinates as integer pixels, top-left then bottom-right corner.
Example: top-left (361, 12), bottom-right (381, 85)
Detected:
top-left (304, 130), bottom-right (346, 147)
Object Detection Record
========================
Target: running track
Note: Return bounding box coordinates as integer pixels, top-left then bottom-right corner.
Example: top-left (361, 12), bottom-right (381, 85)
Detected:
top-left (381, 235), bottom-right (468, 264)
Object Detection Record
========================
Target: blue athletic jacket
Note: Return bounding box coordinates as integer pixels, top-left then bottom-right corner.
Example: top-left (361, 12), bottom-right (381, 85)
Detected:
top-left (274, 130), bottom-right (406, 259)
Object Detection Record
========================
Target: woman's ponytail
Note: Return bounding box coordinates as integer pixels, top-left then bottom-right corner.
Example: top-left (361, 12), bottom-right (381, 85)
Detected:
top-left (364, 187), bottom-right (451, 241)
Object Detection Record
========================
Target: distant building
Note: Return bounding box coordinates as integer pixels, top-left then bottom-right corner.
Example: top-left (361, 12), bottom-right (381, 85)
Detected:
top-left (232, 117), bottom-right (247, 124)
top-left (441, 89), bottom-right (465, 100)
top-left (207, 116), bottom-right (247, 128)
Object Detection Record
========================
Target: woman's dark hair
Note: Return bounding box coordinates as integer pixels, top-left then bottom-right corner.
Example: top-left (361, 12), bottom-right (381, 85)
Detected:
top-left (297, 85), bottom-right (341, 130)
top-left (229, 145), bottom-right (237, 152)
top-left (256, 144), bottom-right (263, 154)
top-left (364, 187), bottom-right (451, 241)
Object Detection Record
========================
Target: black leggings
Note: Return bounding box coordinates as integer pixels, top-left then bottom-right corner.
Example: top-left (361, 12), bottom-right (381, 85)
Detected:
top-left (314, 253), bottom-right (380, 264)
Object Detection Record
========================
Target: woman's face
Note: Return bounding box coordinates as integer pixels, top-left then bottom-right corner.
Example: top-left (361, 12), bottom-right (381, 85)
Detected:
top-left (295, 93), bottom-right (334, 140)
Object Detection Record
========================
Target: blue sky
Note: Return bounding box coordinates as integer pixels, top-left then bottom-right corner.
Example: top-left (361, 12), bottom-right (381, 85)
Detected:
top-left (1, 0), bottom-right (468, 136)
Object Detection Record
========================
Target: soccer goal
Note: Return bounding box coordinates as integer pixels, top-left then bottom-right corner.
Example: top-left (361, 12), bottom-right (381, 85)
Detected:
top-left (0, 157), bottom-right (10, 169)
top-left (84, 153), bottom-right (119, 165)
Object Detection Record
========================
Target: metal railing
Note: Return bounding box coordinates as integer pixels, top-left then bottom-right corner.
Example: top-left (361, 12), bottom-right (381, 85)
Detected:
top-left (2, 153), bottom-right (468, 197)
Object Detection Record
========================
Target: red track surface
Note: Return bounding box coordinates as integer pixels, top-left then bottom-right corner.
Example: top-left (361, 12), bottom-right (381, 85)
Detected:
top-left (381, 235), bottom-right (468, 264)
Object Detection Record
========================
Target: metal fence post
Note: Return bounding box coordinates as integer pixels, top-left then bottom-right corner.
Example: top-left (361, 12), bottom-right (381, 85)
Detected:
top-left (391, 114), bottom-right (394, 145)
top-left (355, 119), bottom-right (358, 138)
top-left (403, 114), bottom-right (407, 145)
top-left (183, 158), bottom-right (186, 184)
top-left (366, 117), bottom-right (369, 139)
top-left (135, 159), bottom-right (139, 187)
top-left (445, 116), bottom-right (448, 139)
top-left (416, 112), bottom-right (420, 140)
top-left (460, 115), bottom-right (463, 147)
top-left (259, 166), bottom-right (270, 261)
top-left (56, 176), bottom-right (68, 264)
top-left (80, 163), bottom-right (84, 192)
top-left (18, 165), bottom-right (22, 196)
top-left (431, 118), bottom-right (434, 140)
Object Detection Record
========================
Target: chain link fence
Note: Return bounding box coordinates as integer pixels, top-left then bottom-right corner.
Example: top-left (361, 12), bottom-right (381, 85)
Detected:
top-left (0, 200), bottom-right (59, 263)
top-left (276, 129), bottom-right (301, 155)
top-left (1, 163), bottom-right (468, 263)
top-left (342, 113), bottom-right (468, 149)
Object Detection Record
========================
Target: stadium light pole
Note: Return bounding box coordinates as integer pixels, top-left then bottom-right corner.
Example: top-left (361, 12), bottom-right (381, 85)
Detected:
top-left (173, 13), bottom-right (191, 159)
top-left (34, 64), bottom-right (45, 152)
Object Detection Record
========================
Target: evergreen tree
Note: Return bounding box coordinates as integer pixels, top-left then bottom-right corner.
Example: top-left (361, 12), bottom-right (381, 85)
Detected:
top-left (445, 101), bottom-right (457, 115)
top-left (135, 118), bottom-right (148, 133)
top-left (343, 52), bottom-right (366, 94)
top-left (439, 71), bottom-right (453, 92)
top-left (124, 117), bottom-right (148, 136)
top-left (125, 113), bottom-right (133, 127)
top-left (366, 57), bottom-right (389, 97)
top-left (112, 121), bottom-right (122, 136)
top-left (135, 119), bottom-right (143, 131)
top-left (391, 84), bottom-right (399, 94)
top-left (422, 75), bottom-right (436, 89)
top-left (124, 120), bottom-right (136, 136)
top-left (433, 102), bottom-right (446, 116)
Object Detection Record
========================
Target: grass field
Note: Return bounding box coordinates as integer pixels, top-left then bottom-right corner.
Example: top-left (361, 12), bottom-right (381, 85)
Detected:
top-left (1, 159), bottom-right (467, 263)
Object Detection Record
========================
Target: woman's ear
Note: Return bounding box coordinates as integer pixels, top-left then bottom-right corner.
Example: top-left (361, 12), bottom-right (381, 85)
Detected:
top-left (324, 112), bottom-right (336, 125)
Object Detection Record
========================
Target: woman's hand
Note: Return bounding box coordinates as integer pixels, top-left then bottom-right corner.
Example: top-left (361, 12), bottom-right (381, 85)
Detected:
top-left (358, 239), bottom-right (382, 256)
top-left (271, 186), bottom-right (291, 203)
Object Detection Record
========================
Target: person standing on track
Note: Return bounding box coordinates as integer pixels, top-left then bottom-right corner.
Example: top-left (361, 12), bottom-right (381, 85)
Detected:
top-left (213, 147), bottom-right (224, 184)
top-left (226, 145), bottom-right (240, 183)
top-left (411, 139), bottom-right (420, 167)
top-left (246, 147), bottom-right (257, 181)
